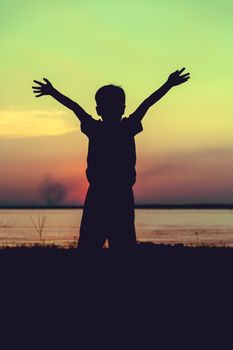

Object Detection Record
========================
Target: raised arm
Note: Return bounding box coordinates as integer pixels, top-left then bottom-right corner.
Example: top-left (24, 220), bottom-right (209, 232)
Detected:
top-left (32, 78), bottom-right (90, 122)
top-left (129, 68), bottom-right (190, 122)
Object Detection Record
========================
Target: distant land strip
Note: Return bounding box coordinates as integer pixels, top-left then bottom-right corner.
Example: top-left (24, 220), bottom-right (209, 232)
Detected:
top-left (0, 204), bottom-right (233, 210)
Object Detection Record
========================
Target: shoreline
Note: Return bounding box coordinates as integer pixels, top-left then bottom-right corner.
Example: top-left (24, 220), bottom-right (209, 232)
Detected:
top-left (0, 239), bottom-right (233, 249)
top-left (0, 204), bottom-right (233, 209)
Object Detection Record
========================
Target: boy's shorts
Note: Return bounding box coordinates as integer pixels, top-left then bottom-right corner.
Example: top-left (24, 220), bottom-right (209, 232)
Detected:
top-left (78, 185), bottom-right (136, 249)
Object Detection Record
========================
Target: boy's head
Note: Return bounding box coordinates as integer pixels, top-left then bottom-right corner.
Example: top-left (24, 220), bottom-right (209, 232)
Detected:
top-left (95, 85), bottom-right (126, 122)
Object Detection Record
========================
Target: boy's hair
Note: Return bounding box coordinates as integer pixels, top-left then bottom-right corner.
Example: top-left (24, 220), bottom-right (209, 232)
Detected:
top-left (95, 85), bottom-right (125, 106)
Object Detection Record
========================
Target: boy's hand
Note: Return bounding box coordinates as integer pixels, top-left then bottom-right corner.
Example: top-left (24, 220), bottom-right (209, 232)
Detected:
top-left (167, 68), bottom-right (190, 87)
top-left (32, 78), bottom-right (55, 97)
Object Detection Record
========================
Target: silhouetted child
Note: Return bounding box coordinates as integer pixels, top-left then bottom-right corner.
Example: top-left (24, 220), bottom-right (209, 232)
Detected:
top-left (32, 68), bottom-right (190, 249)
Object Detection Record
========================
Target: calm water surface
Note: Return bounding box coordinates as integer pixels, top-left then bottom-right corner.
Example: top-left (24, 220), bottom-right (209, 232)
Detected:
top-left (0, 209), bottom-right (232, 247)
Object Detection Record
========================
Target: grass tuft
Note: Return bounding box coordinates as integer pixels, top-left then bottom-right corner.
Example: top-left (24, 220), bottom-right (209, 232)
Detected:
top-left (29, 214), bottom-right (46, 240)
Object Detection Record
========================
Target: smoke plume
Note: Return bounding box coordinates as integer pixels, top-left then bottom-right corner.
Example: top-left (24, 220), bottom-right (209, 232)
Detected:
top-left (40, 177), bottom-right (67, 206)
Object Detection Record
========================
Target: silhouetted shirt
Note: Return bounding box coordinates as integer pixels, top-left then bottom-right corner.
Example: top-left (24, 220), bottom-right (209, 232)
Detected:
top-left (81, 116), bottom-right (143, 187)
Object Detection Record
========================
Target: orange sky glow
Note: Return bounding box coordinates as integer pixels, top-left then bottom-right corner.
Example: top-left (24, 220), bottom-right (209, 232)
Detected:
top-left (1, 0), bottom-right (233, 206)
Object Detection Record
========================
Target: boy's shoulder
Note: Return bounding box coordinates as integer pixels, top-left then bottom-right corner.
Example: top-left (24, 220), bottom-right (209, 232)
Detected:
top-left (81, 115), bottom-right (143, 138)
top-left (80, 115), bottom-right (103, 138)
top-left (121, 116), bottom-right (143, 136)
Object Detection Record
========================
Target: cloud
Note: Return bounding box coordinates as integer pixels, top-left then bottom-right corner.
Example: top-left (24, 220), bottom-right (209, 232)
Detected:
top-left (0, 109), bottom-right (79, 138)
top-left (139, 145), bottom-right (233, 178)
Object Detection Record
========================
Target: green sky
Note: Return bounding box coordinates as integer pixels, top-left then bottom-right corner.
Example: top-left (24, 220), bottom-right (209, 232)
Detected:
top-left (0, 0), bottom-right (233, 205)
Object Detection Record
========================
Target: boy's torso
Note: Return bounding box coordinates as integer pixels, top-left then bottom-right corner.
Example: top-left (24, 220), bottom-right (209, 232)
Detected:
top-left (81, 116), bottom-right (143, 186)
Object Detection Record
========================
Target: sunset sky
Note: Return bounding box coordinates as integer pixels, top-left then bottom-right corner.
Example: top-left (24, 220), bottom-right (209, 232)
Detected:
top-left (1, 0), bottom-right (233, 206)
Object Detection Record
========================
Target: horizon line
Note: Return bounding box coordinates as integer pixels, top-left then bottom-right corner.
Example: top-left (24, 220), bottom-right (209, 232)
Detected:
top-left (0, 203), bottom-right (233, 210)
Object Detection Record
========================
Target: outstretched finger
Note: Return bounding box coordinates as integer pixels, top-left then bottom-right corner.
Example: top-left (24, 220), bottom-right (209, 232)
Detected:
top-left (180, 73), bottom-right (190, 78)
top-left (178, 67), bottom-right (185, 74)
top-left (35, 93), bottom-right (43, 97)
top-left (32, 88), bottom-right (41, 92)
top-left (32, 86), bottom-right (41, 90)
top-left (43, 78), bottom-right (51, 84)
top-left (181, 77), bottom-right (190, 82)
top-left (33, 80), bottom-right (44, 86)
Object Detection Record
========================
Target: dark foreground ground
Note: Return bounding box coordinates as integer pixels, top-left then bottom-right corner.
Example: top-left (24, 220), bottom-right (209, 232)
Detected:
top-left (1, 242), bottom-right (233, 347)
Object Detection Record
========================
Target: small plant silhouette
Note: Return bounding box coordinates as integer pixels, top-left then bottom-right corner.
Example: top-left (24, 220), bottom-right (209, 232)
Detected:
top-left (29, 214), bottom-right (46, 240)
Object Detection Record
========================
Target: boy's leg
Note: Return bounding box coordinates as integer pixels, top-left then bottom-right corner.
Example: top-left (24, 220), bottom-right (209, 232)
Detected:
top-left (108, 187), bottom-right (137, 249)
top-left (78, 186), bottom-right (107, 249)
